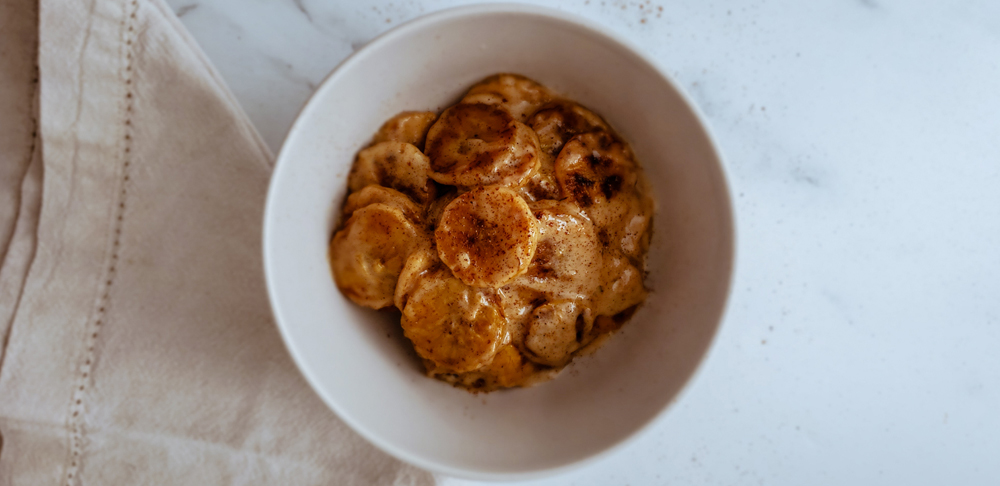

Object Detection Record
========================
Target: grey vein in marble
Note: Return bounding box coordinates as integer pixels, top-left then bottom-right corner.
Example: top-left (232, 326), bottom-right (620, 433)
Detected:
top-left (174, 3), bottom-right (196, 17)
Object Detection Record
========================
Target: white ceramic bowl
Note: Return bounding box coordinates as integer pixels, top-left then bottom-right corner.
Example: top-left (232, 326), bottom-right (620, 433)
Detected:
top-left (263, 4), bottom-right (734, 480)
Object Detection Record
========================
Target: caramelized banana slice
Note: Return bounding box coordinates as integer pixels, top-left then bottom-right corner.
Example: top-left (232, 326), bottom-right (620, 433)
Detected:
top-left (591, 253), bottom-right (648, 318)
top-left (555, 131), bottom-right (653, 260)
top-left (518, 153), bottom-right (561, 202)
top-left (461, 73), bottom-right (553, 122)
top-left (529, 100), bottom-right (609, 156)
top-left (424, 103), bottom-right (540, 188)
top-left (438, 345), bottom-right (542, 392)
top-left (393, 248), bottom-right (438, 311)
top-left (436, 186), bottom-right (539, 288)
top-left (476, 345), bottom-right (541, 388)
top-left (590, 306), bottom-right (640, 337)
top-left (330, 204), bottom-right (426, 309)
top-left (494, 285), bottom-right (541, 345)
top-left (372, 111), bottom-right (438, 149)
top-left (516, 200), bottom-right (601, 301)
top-left (401, 269), bottom-right (506, 373)
top-left (343, 185), bottom-right (423, 223)
top-left (619, 203), bottom-right (653, 258)
top-left (348, 141), bottom-right (436, 205)
top-left (554, 131), bottom-right (637, 208)
top-left (522, 102), bottom-right (609, 201)
top-left (589, 189), bottom-right (654, 261)
top-left (525, 301), bottom-right (585, 366)
top-left (425, 188), bottom-right (459, 231)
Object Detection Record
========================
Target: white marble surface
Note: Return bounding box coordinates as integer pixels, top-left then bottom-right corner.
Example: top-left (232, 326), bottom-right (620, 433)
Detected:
top-left (166, 0), bottom-right (1000, 484)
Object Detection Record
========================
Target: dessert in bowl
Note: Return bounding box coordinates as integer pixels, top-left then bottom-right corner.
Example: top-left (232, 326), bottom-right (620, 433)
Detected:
top-left (330, 74), bottom-right (655, 392)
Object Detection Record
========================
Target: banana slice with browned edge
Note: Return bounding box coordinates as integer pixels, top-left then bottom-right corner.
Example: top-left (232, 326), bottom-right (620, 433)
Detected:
top-left (424, 188), bottom-right (459, 232)
top-left (329, 203), bottom-right (427, 309)
top-left (554, 131), bottom-right (637, 208)
top-left (529, 100), bottom-right (609, 156)
top-left (590, 252), bottom-right (648, 318)
top-left (521, 102), bottom-right (608, 201)
top-left (435, 186), bottom-right (539, 288)
top-left (516, 199), bottom-right (602, 301)
top-left (524, 301), bottom-right (586, 367)
top-left (555, 131), bottom-right (652, 260)
top-left (587, 188), bottom-right (654, 261)
top-left (461, 74), bottom-right (553, 122)
top-left (371, 111), bottom-right (439, 150)
top-left (348, 141), bottom-right (436, 205)
top-left (437, 345), bottom-right (542, 392)
top-left (518, 153), bottom-right (561, 202)
top-left (393, 248), bottom-right (438, 311)
top-left (424, 103), bottom-right (540, 188)
top-left (401, 269), bottom-right (506, 373)
top-left (343, 185), bottom-right (423, 223)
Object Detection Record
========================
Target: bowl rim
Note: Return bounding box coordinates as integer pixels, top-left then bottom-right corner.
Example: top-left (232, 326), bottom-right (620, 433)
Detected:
top-left (263, 2), bottom-right (738, 480)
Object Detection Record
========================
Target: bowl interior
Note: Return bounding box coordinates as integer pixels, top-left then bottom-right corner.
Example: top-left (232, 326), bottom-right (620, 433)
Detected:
top-left (264, 5), bottom-right (733, 480)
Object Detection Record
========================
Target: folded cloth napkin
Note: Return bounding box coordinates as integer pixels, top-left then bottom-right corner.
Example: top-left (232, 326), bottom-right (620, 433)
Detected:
top-left (0, 0), bottom-right (434, 483)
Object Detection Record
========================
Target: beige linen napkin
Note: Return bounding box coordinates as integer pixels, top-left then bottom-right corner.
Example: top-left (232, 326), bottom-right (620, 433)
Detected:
top-left (0, 0), bottom-right (434, 483)
top-left (0, 0), bottom-right (41, 343)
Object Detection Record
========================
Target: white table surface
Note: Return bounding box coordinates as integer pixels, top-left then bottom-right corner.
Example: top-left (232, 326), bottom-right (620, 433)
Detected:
top-left (165, 0), bottom-right (1000, 484)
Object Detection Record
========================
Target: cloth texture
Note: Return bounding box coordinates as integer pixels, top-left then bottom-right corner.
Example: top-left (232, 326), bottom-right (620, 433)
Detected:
top-left (0, 0), bottom-right (434, 483)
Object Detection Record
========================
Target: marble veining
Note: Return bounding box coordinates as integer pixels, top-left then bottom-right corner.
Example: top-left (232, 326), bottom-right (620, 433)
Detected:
top-left (174, 3), bottom-right (196, 17)
top-left (166, 0), bottom-right (1000, 484)
top-left (289, 0), bottom-right (312, 22)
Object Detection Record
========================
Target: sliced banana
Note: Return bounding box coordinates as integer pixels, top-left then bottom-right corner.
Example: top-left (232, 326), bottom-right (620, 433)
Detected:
top-left (590, 252), bottom-right (648, 318)
top-left (554, 131), bottom-right (637, 208)
top-left (371, 111), bottom-right (438, 149)
top-left (401, 269), bottom-right (506, 373)
top-left (517, 152), bottom-right (561, 202)
top-left (515, 200), bottom-right (602, 301)
top-left (424, 103), bottom-right (540, 188)
top-left (554, 131), bottom-right (653, 260)
top-left (461, 74), bottom-right (552, 122)
top-left (487, 283), bottom-right (537, 346)
top-left (393, 248), bottom-right (438, 311)
top-left (619, 208), bottom-right (653, 259)
top-left (348, 141), bottom-right (436, 205)
top-left (588, 189), bottom-right (654, 261)
top-left (435, 186), bottom-right (539, 288)
top-left (329, 203), bottom-right (427, 309)
top-left (424, 188), bottom-right (459, 232)
top-left (438, 344), bottom-right (541, 392)
top-left (343, 185), bottom-right (423, 223)
top-left (520, 100), bottom-right (609, 202)
top-left (529, 100), bottom-right (609, 156)
top-left (478, 345), bottom-right (540, 388)
top-left (590, 306), bottom-right (640, 337)
top-left (524, 301), bottom-right (586, 366)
